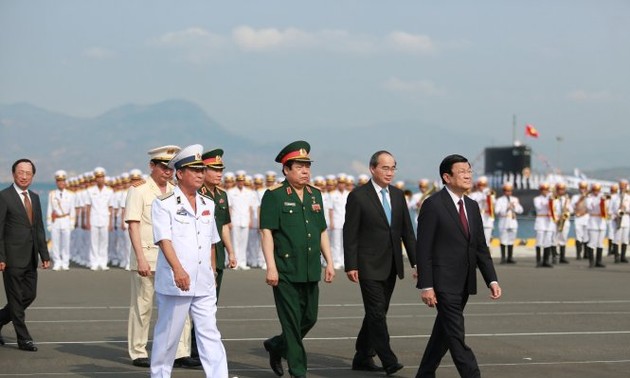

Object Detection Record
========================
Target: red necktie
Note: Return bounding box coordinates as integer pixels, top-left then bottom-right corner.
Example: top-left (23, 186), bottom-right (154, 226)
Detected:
top-left (458, 199), bottom-right (469, 238)
top-left (22, 191), bottom-right (33, 225)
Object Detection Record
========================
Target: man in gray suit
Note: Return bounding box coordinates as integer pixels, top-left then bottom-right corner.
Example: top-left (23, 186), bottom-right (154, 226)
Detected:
top-left (344, 150), bottom-right (417, 375)
top-left (0, 159), bottom-right (51, 351)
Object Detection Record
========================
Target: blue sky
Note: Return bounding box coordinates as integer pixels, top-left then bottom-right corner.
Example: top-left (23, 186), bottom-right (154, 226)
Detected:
top-left (1, 0), bottom-right (629, 173)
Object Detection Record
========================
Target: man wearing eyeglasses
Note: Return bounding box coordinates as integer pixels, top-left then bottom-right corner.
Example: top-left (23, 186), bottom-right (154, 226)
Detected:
top-left (124, 145), bottom-right (199, 369)
top-left (343, 150), bottom-right (417, 375)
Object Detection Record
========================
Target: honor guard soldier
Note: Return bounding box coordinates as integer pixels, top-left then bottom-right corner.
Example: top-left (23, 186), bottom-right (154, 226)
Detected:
top-left (249, 173), bottom-right (266, 268)
top-left (227, 170), bottom-right (253, 270)
top-left (586, 183), bottom-right (608, 268)
top-left (609, 179), bottom-right (630, 263)
top-left (85, 167), bottom-right (114, 270)
top-left (607, 184), bottom-right (619, 256)
top-left (495, 182), bottom-right (523, 264)
top-left (47, 170), bottom-right (76, 270)
top-left (533, 183), bottom-right (555, 267)
top-left (265, 171), bottom-right (277, 189)
top-left (571, 181), bottom-right (590, 260)
top-left (357, 174), bottom-right (370, 186)
top-left (125, 145), bottom-right (198, 369)
top-left (329, 173), bottom-right (349, 270)
top-left (223, 172), bottom-right (236, 190)
top-left (150, 144), bottom-right (228, 377)
top-left (260, 141), bottom-right (335, 378)
top-left (554, 183), bottom-right (573, 264)
top-left (469, 176), bottom-right (496, 246)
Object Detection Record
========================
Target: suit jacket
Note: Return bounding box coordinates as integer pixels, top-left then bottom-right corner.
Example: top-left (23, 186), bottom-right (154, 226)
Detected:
top-left (416, 188), bottom-right (497, 295)
top-left (0, 186), bottom-right (50, 268)
top-left (344, 180), bottom-right (416, 281)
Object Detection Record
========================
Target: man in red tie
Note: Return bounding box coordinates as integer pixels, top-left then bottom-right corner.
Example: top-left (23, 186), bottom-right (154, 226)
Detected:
top-left (0, 159), bottom-right (51, 351)
top-left (416, 154), bottom-right (501, 378)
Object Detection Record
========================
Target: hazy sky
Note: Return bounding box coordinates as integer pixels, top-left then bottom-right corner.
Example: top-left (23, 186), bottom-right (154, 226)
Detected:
top-left (2, 1), bottom-right (629, 172)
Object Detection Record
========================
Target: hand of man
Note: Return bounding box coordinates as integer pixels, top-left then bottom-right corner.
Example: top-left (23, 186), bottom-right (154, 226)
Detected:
top-left (42, 260), bottom-right (51, 269)
top-left (324, 264), bottom-right (335, 283)
top-left (0, 262), bottom-right (5, 271)
top-left (489, 282), bottom-right (502, 300)
top-left (137, 260), bottom-right (152, 277)
top-left (421, 288), bottom-right (437, 308)
top-left (173, 267), bottom-right (190, 291)
top-left (411, 266), bottom-right (418, 280)
top-left (266, 267), bottom-right (279, 287)
top-left (346, 270), bottom-right (359, 283)
top-left (227, 253), bottom-right (238, 269)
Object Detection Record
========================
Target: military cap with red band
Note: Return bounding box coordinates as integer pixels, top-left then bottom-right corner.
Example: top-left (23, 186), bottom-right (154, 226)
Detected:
top-left (275, 140), bottom-right (313, 165)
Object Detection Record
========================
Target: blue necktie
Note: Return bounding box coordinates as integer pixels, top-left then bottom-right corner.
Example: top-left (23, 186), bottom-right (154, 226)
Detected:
top-left (381, 188), bottom-right (392, 225)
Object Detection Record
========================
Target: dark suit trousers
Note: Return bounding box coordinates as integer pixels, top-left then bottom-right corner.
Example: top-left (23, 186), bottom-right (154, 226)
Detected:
top-left (355, 267), bottom-right (398, 367)
top-left (416, 292), bottom-right (480, 378)
top-left (1, 266), bottom-right (38, 341)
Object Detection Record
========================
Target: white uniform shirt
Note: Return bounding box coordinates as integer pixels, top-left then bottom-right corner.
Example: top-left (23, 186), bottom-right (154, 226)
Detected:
top-left (86, 186), bottom-right (114, 227)
top-left (586, 193), bottom-right (608, 230)
top-left (227, 187), bottom-right (253, 228)
top-left (534, 194), bottom-right (554, 231)
top-left (609, 192), bottom-right (630, 228)
top-left (495, 194), bottom-right (523, 231)
top-left (47, 189), bottom-right (76, 230)
top-left (469, 189), bottom-right (495, 228)
top-left (329, 189), bottom-right (348, 229)
top-left (152, 186), bottom-right (220, 296)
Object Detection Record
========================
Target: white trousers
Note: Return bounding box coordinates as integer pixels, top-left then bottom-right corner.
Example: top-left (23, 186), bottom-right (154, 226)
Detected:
top-left (555, 223), bottom-right (570, 246)
top-left (89, 226), bottom-right (109, 268)
top-left (246, 228), bottom-right (263, 267)
top-left (588, 229), bottom-right (606, 249)
top-left (536, 230), bottom-right (554, 248)
top-left (330, 228), bottom-right (344, 268)
top-left (128, 273), bottom-right (191, 360)
top-left (499, 228), bottom-right (517, 245)
top-left (232, 226), bottom-right (249, 268)
top-left (483, 227), bottom-right (493, 246)
top-left (51, 227), bottom-right (71, 268)
top-left (613, 226), bottom-right (630, 245)
top-left (151, 293), bottom-right (228, 378)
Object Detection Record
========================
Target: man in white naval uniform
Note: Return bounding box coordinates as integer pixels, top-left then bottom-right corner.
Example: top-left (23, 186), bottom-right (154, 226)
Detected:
top-left (47, 170), bottom-right (76, 270)
top-left (85, 167), bottom-right (114, 270)
top-left (609, 179), bottom-right (630, 263)
top-left (571, 181), bottom-right (590, 260)
top-left (227, 170), bottom-right (253, 270)
top-left (494, 182), bottom-right (523, 264)
top-left (329, 173), bottom-right (348, 270)
top-left (468, 176), bottom-right (496, 246)
top-left (125, 146), bottom-right (197, 368)
top-left (586, 183), bottom-right (608, 268)
top-left (533, 183), bottom-right (555, 267)
top-left (247, 174), bottom-right (266, 268)
top-left (553, 183), bottom-right (573, 264)
top-left (150, 144), bottom-right (228, 378)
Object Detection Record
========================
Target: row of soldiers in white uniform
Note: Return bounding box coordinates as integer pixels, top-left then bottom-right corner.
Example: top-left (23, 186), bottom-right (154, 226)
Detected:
top-left (46, 168), bottom-right (149, 271)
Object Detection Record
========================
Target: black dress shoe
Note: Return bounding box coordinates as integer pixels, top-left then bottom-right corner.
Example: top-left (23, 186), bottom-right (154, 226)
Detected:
top-left (17, 340), bottom-right (38, 352)
top-left (263, 339), bottom-right (284, 376)
top-left (132, 358), bottom-right (150, 367)
top-left (174, 356), bottom-right (201, 368)
top-left (352, 358), bottom-right (384, 371)
top-left (384, 362), bottom-right (404, 376)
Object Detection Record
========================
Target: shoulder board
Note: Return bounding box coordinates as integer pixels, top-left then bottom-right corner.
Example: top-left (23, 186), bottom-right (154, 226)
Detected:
top-left (268, 183), bottom-right (284, 191)
top-left (158, 192), bottom-right (174, 201)
top-left (307, 184), bottom-right (321, 193)
top-left (131, 179), bottom-right (146, 187)
top-left (200, 192), bottom-right (213, 200)
top-left (216, 186), bottom-right (226, 193)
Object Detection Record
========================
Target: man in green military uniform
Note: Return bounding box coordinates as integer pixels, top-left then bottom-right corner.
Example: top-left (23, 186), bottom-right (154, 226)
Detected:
top-left (260, 141), bottom-right (335, 378)
top-left (199, 148), bottom-right (237, 296)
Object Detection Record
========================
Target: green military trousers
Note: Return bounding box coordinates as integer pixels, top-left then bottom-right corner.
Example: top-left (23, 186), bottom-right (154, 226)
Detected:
top-left (268, 280), bottom-right (319, 377)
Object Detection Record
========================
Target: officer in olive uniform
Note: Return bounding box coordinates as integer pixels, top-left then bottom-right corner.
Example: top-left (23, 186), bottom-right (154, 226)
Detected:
top-left (260, 141), bottom-right (335, 378)
top-left (199, 148), bottom-right (237, 295)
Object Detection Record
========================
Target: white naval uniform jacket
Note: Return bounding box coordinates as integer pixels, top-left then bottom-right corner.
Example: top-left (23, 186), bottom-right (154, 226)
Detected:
top-left (152, 186), bottom-right (221, 297)
top-left (47, 189), bottom-right (76, 230)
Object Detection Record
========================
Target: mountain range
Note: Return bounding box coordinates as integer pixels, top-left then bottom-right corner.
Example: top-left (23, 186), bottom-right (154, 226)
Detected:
top-left (1, 99), bottom-right (628, 184)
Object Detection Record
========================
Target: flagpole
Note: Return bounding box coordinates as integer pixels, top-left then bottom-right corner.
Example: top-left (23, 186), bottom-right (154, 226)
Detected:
top-left (512, 114), bottom-right (516, 145)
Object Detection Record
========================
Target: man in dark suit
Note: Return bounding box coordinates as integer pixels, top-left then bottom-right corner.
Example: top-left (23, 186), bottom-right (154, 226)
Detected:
top-left (0, 159), bottom-right (51, 351)
top-left (344, 150), bottom-right (417, 376)
top-left (416, 154), bottom-right (501, 378)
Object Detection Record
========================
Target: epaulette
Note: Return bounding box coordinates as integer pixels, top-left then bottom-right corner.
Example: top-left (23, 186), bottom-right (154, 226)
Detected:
top-left (216, 186), bottom-right (226, 193)
top-left (200, 192), bottom-right (213, 200)
top-left (268, 183), bottom-right (283, 191)
top-left (307, 184), bottom-right (320, 193)
top-left (158, 192), bottom-right (174, 201)
top-left (131, 179), bottom-right (146, 187)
